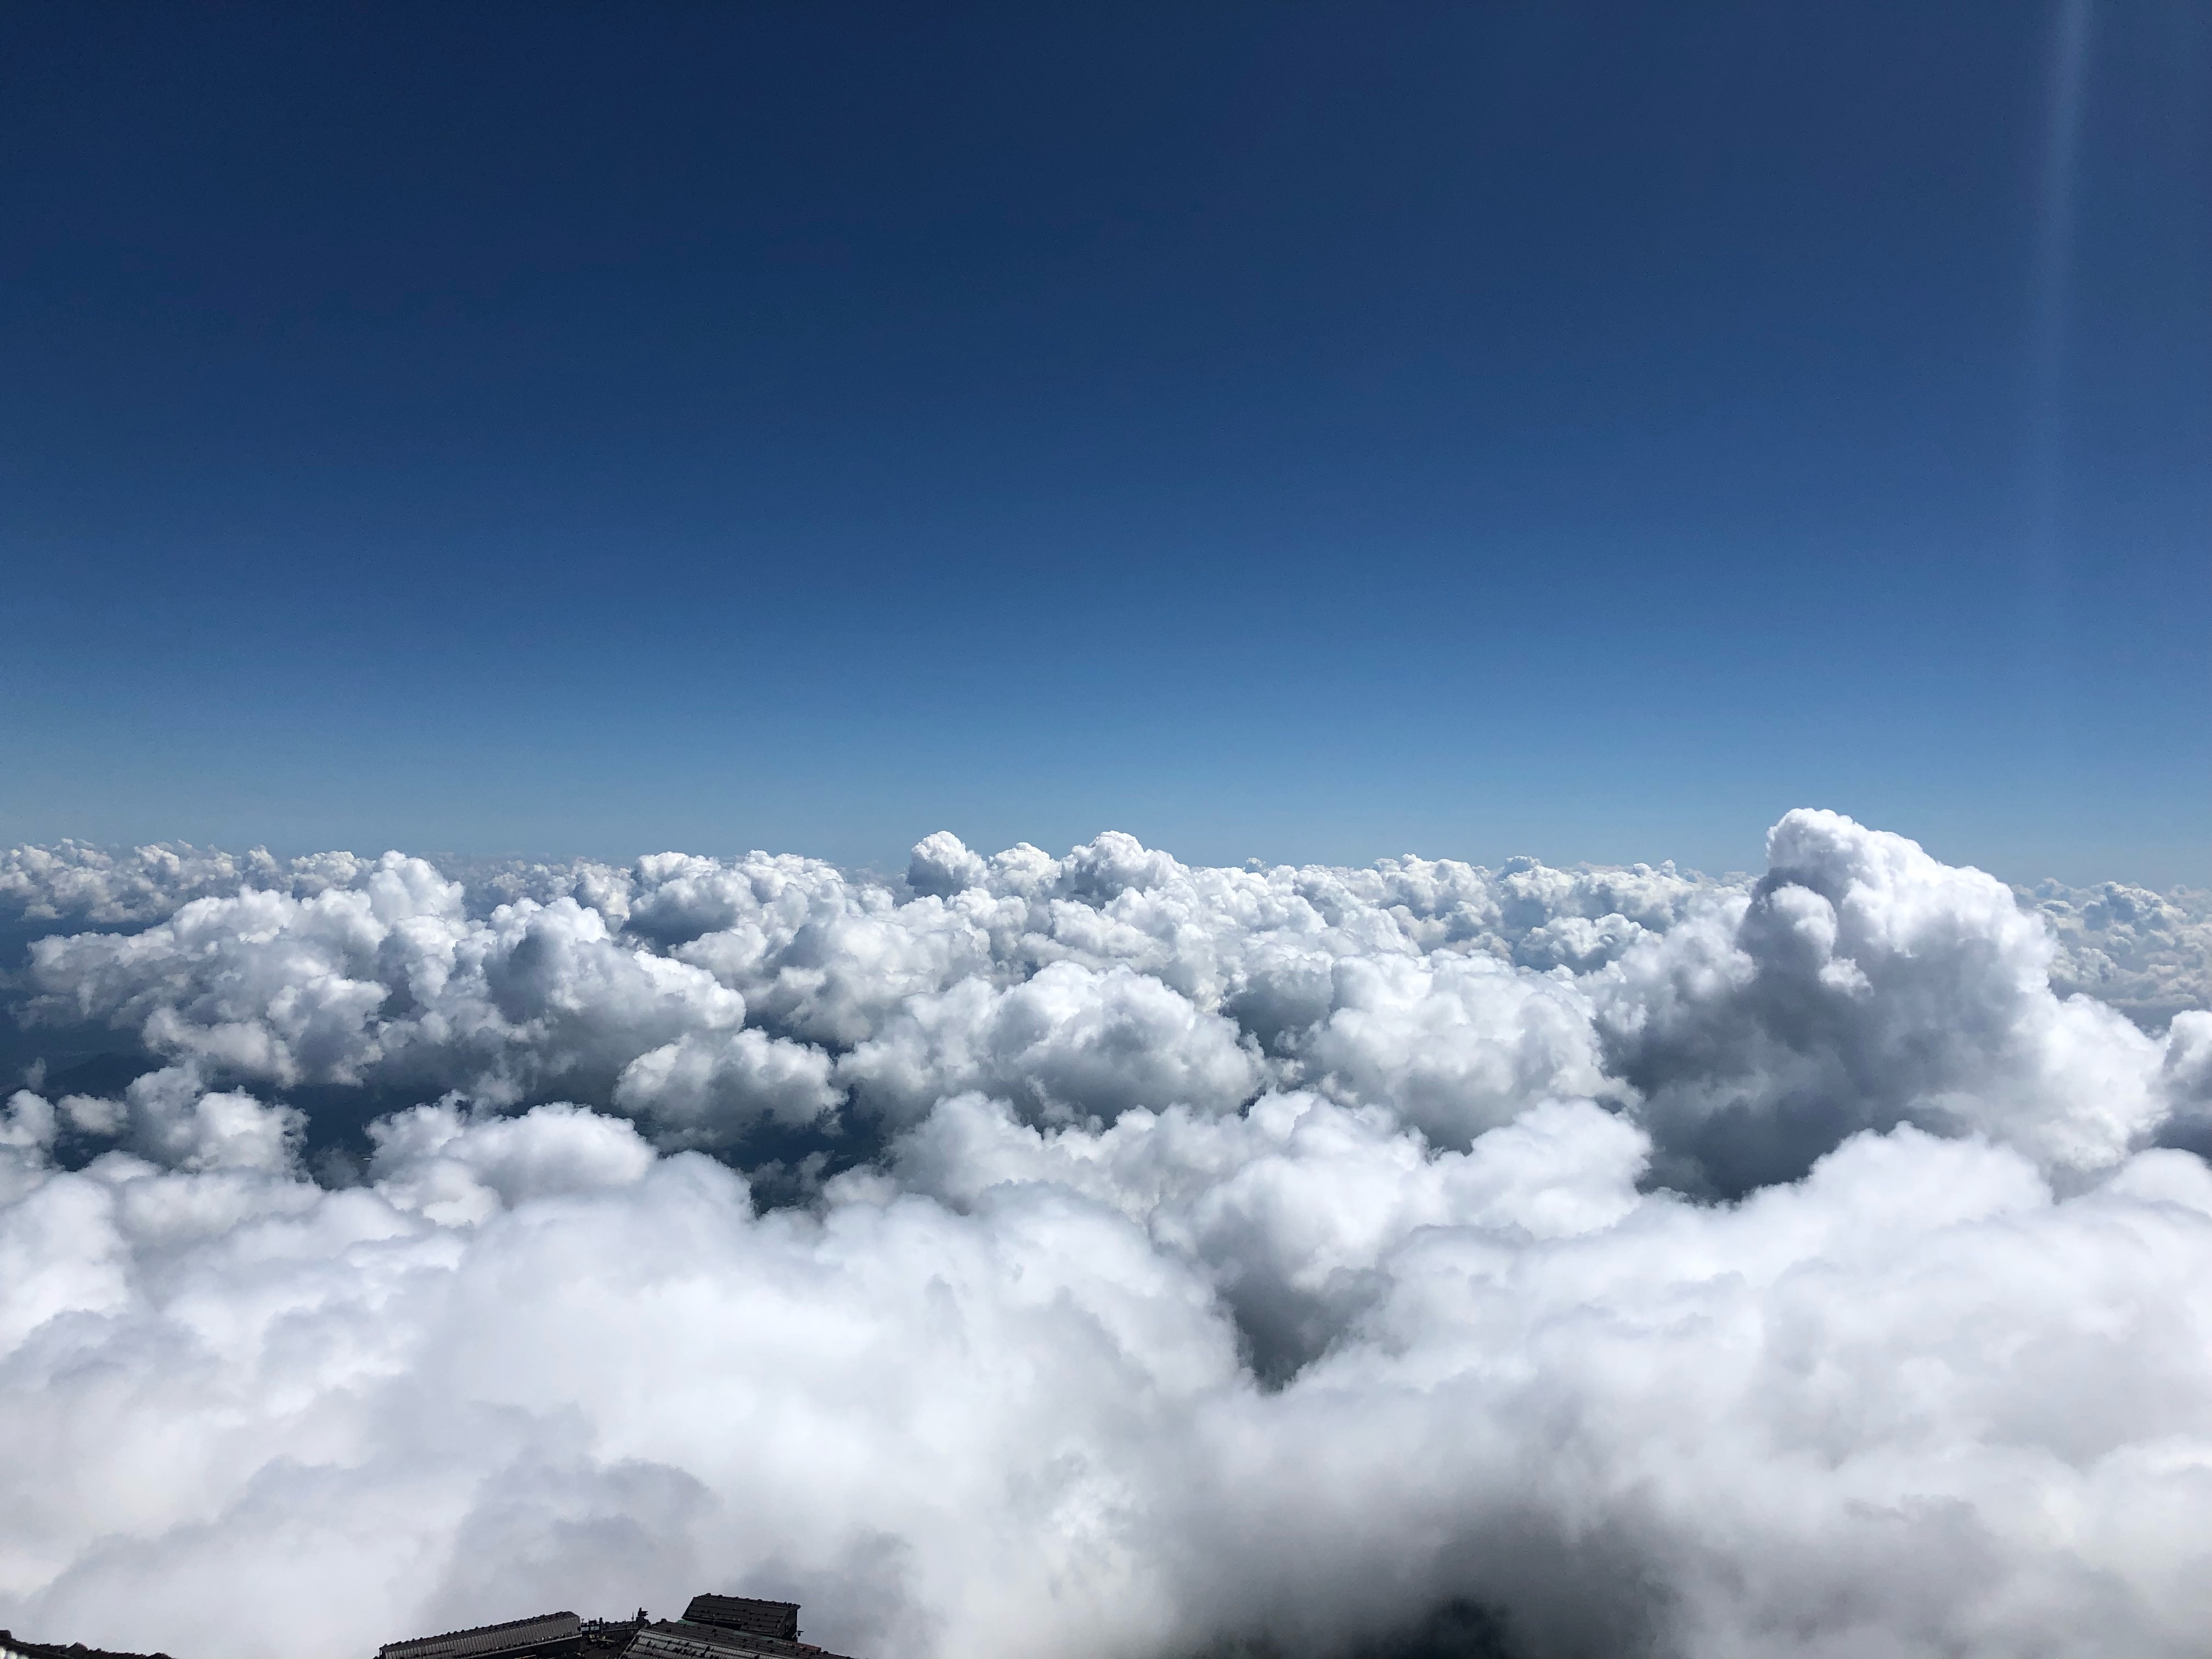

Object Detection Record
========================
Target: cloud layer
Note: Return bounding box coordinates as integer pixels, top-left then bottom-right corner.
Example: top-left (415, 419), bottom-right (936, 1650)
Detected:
top-left (2, 812), bottom-right (2208, 1659)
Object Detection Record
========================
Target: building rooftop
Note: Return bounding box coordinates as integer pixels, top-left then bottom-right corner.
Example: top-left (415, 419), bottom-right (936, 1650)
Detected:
top-left (625, 1625), bottom-right (846, 1659)
top-left (1, 1633), bottom-right (176, 1659)
top-left (373, 1589), bottom-right (858, 1659)
top-left (679, 1601), bottom-right (799, 1644)
top-left (377, 1613), bottom-right (583, 1659)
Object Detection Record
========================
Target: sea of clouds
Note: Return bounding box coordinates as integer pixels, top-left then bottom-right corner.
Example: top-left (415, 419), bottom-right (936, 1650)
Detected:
top-left (2, 810), bottom-right (2209, 1659)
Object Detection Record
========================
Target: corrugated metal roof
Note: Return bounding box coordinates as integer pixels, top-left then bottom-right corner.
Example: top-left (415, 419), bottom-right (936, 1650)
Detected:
top-left (681, 1600), bottom-right (799, 1642)
top-left (629, 1628), bottom-right (766, 1659)
top-left (628, 1622), bottom-right (853, 1659)
top-left (378, 1613), bottom-right (581, 1659)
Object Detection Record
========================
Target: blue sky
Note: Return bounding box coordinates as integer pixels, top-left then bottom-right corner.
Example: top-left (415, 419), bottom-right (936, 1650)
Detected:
top-left (2, 2), bottom-right (2205, 884)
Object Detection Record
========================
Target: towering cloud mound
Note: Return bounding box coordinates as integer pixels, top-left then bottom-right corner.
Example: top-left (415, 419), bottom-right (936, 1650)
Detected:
top-left (1598, 810), bottom-right (2171, 1192)
top-left (1, 812), bottom-right (2208, 1659)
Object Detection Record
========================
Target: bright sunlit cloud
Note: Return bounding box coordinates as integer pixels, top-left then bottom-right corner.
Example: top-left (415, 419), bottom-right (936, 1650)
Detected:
top-left (3, 811), bottom-right (2208, 1659)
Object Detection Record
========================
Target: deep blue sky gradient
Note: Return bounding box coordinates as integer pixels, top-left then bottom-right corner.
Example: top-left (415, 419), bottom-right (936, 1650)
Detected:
top-left (2, 2), bottom-right (2206, 883)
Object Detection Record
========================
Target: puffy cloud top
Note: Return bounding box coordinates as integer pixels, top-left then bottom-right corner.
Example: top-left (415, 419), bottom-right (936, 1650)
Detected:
top-left (1, 812), bottom-right (2208, 1659)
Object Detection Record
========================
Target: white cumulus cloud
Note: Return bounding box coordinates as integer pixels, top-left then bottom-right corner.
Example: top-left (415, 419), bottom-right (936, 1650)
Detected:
top-left (0, 811), bottom-right (2207, 1659)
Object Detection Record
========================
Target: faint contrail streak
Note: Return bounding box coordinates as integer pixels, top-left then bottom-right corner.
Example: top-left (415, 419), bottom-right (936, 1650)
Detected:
top-left (2016, 0), bottom-right (2094, 762)
top-left (2024, 0), bottom-right (2093, 608)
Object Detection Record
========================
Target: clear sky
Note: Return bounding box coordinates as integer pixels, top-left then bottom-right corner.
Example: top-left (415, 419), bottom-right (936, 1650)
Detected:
top-left (2, 1), bottom-right (2205, 885)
